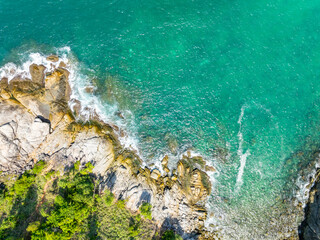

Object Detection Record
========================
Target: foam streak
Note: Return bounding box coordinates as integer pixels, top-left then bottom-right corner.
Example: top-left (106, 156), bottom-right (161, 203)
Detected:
top-left (235, 105), bottom-right (250, 192)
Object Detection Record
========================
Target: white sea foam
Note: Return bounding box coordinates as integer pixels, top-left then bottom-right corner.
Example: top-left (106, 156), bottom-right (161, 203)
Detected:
top-left (0, 47), bottom-right (219, 206)
top-left (0, 47), bottom-right (220, 173)
top-left (0, 47), bottom-right (140, 154)
top-left (235, 105), bottom-right (250, 192)
top-left (295, 155), bottom-right (320, 207)
top-left (0, 51), bottom-right (67, 81)
top-left (4, 47), bottom-right (313, 239)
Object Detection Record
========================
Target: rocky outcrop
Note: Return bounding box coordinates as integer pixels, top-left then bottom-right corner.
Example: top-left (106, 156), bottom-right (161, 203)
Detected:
top-left (299, 169), bottom-right (320, 239)
top-left (46, 55), bottom-right (59, 62)
top-left (29, 64), bottom-right (46, 86)
top-left (0, 63), bottom-right (72, 172)
top-left (0, 58), bottom-right (214, 239)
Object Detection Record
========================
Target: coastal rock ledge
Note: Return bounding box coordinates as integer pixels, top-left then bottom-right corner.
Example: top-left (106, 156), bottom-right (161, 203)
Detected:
top-left (300, 169), bottom-right (320, 239)
top-left (0, 57), bottom-right (214, 239)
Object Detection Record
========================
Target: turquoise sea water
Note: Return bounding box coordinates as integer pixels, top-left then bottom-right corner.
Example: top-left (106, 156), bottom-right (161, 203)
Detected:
top-left (1, 0), bottom-right (320, 238)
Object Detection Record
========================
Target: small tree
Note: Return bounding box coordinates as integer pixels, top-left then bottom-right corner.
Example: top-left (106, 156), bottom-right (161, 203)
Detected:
top-left (26, 221), bottom-right (40, 232)
top-left (139, 202), bottom-right (152, 220)
top-left (161, 230), bottom-right (183, 240)
top-left (32, 160), bottom-right (46, 175)
top-left (104, 190), bottom-right (114, 206)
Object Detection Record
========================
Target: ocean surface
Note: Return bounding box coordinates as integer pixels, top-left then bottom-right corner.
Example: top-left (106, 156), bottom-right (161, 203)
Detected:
top-left (1, 0), bottom-right (320, 238)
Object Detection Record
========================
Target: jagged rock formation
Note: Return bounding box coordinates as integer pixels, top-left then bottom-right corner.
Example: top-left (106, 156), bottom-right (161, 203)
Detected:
top-left (0, 57), bottom-right (215, 239)
top-left (299, 169), bottom-right (320, 239)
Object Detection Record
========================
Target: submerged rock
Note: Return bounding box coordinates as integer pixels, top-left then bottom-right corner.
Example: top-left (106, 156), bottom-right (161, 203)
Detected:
top-left (115, 110), bottom-right (124, 119)
top-left (84, 85), bottom-right (95, 94)
top-left (165, 133), bottom-right (179, 155)
top-left (205, 165), bottom-right (216, 172)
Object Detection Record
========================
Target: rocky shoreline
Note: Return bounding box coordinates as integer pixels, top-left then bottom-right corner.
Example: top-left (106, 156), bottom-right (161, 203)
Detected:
top-left (3, 54), bottom-right (320, 240)
top-left (0, 56), bottom-right (215, 239)
top-left (299, 167), bottom-right (320, 239)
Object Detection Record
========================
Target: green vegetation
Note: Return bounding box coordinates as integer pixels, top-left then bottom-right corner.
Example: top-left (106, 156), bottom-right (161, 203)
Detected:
top-left (139, 202), bottom-right (152, 220)
top-left (31, 161), bottom-right (46, 175)
top-left (0, 160), bottom-right (156, 239)
top-left (104, 189), bottom-right (115, 206)
top-left (0, 161), bottom-right (46, 239)
top-left (31, 162), bottom-right (96, 239)
top-left (26, 221), bottom-right (40, 233)
top-left (161, 230), bottom-right (183, 240)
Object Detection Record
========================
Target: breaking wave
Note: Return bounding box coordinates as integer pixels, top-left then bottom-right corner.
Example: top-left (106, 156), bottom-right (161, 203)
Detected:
top-left (0, 47), bottom-right (140, 153)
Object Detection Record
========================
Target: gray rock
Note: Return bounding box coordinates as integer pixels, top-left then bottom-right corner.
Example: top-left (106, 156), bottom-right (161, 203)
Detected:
top-left (0, 100), bottom-right (50, 173)
top-left (300, 170), bottom-right (320, 239)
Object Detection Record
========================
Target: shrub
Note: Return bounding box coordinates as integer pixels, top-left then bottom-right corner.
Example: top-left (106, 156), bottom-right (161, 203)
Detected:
top-left (129, 214), bottom-right (141, 237)
top-left (161, 230), bottom-right (183, 240)
top-left (32, 161), bottom-right (46, 175)
top-left (104, 190), bottom-right (114, 206)
top-left (13, 172), bottom-right (35, 197)
top-left (74, 161), bottom-right (81, 171)
top-left (80, 162), bottom-right (94, 175)
top-left (140, 202), bottom-right (152, 220)
top-left (0, 158), bottom-right (156, 239)
top-left (45, 170), bottom-right (55, 180)
top-left (26, 221), bottom-right (40, 232)
top-left (116, 199), bottom-right (126, 209)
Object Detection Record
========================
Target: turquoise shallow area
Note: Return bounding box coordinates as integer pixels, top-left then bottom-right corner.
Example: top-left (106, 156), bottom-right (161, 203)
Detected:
top-left (1, 0), bottom-right (320, 236)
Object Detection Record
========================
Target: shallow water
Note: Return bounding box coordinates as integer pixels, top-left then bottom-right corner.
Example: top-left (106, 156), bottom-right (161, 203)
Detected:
top-left (1, 0), bottom-right (320, 238)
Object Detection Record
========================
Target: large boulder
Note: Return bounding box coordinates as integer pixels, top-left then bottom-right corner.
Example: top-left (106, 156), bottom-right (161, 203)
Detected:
top-left (0, 100), bottom-right (50, 173)
top-left (46, 55), bottom-right (59, 62)
top-left (29, 64), bottom-right (46, 86)
top-left (151, 169), bottom-right (161, 180)
top-left (0, 77), bottom-right (8, 89)
top-left (9, 77), bottom-right (41, 93)
top-left (45, 67), bottom-right (71, 102)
